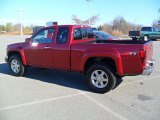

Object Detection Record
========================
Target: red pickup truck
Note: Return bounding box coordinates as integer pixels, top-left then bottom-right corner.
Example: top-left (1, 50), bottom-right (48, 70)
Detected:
top-left (5, 25), bottom-right (154, 93)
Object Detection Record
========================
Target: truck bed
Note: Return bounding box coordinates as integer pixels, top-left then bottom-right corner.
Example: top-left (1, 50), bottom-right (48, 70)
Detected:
top-left (71, 39), bottom-right (153, 75)
top-left (92, 39), bottom-right (151, 44)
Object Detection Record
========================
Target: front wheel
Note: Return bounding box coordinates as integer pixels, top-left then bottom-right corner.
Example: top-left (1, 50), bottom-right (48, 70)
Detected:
top-left (86, 64), bottom-right (116, 93)
top-left (9, 55), bottom-right (25, 76)
top-left (144, 35), bottom-right (149, 41)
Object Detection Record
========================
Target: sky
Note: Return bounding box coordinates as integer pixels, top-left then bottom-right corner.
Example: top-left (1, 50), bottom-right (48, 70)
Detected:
top-left (0, 0), bottom-right (160, 27)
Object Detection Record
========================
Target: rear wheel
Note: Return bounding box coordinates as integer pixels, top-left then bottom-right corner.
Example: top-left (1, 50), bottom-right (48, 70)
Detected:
top-left (86, 64), bottom-right (116, 93)
top-left (9, 55), bottom-right (25, 76)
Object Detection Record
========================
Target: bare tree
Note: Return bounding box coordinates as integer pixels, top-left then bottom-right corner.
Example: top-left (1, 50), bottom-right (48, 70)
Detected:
top-left (151, 8), bottom-right (160, 28)
top-left (128, 23), bottom-right (142, 31)
top-left (99, 23), bottom-right (112, 34)
top-left (72, 15), bottom-right (99, 25)
top-left (72, 15), bottom-right (82, 24)
top-left (152, 19), bottom-right (160, 28)
top-left (112, 16), bottom-right (129, 34)
top-left (98, 16), bottom-right (143, 36)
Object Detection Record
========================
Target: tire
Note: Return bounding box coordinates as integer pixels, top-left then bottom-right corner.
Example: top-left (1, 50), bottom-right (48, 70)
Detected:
top-left (144, 35), bottom-right (149, 41)
top-left (8, 55), bottom-right (25, 76)
top-left (86, 64), bottom-right (116, 93)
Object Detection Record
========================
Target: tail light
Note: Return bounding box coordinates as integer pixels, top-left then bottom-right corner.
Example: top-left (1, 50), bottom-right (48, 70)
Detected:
top-left (139, 49), bottom-right (146, 58)
top-left (139, 49), bottom-right (146, 66)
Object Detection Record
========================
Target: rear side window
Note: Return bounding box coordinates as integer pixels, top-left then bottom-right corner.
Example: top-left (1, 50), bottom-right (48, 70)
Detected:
top-left (56, 27), bottom-right (68, 44)
top-left (88, 28), bottom-right (94, 38)
top-left (74, 28), bottom-right (93, 40)
top-left (81, 28), bottom-right (87, 38)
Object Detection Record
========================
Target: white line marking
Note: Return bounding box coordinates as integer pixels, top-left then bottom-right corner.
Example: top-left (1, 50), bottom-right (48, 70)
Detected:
top-left (83, 93), bottom-right (127, 120)
top-left (121, 76), bottom-right (160, 87)
top-left (60, 78), bottom-right (127, 120)
top-left (0, 93), bottom-right (83, 111)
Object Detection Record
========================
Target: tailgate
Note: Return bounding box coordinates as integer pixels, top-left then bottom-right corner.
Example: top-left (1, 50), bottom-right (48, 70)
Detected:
top-left (141, 41), bottom-right (154, 75)
top-left (129, 31), bottom-right (141, 37)
top-left (144, 41), bottom-right (153, 62)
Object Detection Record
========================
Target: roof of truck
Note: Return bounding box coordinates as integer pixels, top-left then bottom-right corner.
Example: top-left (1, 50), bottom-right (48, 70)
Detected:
top-left (44, 25), bottom-right (91, 28)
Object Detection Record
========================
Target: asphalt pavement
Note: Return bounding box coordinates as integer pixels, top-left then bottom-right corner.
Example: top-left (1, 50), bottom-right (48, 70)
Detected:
top-left (0, 35), bottom-right (160, 120)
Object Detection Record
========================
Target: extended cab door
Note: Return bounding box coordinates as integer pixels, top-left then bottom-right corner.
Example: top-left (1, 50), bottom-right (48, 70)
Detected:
top-left (24, 28), bottom-right (55, 67)
top-left (52, 27), bottom-right (70, 70)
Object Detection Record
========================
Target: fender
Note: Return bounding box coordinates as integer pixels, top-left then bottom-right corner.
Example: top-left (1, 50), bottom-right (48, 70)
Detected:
top-left (19, 49), bottom-right (27, 66)
top-left (8, 48), bottom-right (27, 66)
top-left (81, 49), bottom-right (124, 75)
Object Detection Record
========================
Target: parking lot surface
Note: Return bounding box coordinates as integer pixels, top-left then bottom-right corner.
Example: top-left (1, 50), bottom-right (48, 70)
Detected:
top-left (0, 35), bottom-right (160, 120)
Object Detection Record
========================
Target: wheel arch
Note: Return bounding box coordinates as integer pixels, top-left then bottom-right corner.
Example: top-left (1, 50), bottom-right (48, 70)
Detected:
top-left (144, 34), bottom-right (149, 38)
top-left (83, 57), bottom-right (117, 75)
top-left (8, 50), bottom-right (27, 66)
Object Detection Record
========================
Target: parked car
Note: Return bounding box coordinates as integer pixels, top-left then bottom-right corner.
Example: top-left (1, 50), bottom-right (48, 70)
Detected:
top-left (94, 31), bottom-right (119, 40)
top-left (129, 27), bottom-right (160, 41)
top-left (5, 25), bottom-right (154, 93)
top-left (92, 27), bottom-right (98, 32)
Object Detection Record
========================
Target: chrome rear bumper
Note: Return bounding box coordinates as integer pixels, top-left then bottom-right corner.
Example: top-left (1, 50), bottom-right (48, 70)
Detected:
top-left (142, 59), bottom-right (155, 75)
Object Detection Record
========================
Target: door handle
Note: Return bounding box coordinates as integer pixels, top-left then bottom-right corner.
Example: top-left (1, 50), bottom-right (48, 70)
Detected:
top-left (44, 46), bottom-right (51, 49)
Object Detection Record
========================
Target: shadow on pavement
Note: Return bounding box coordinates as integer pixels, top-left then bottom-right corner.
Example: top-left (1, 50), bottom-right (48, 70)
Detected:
top-left (0, 63), bottom-right (9, 74)
top-left (0, 63), bottom-right (90, 92)
top-left (0, 63), bottom-right (123, 93)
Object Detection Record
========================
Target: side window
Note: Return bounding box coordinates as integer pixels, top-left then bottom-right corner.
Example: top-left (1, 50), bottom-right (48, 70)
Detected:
top-left (56, 27), bottom-right (68, 44)
top-left (32, 28), bottom-right (54, 44)
top-left (148, 27), bottom-right (152, 32)
top-left (74, 28), bottom-right (82, 40)
top-left (81, 28), bottom-right (87, 38)
top-left (153, 28), bottom-right (156, 32)
top-left (87, 28), bottom-right (94, 38)
top-left (74, 28), bottom-right (93, 40)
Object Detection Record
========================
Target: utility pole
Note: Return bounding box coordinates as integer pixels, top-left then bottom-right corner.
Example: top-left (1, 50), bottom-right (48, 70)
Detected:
top-left (86, 0), bottom-right (93, 25)
top-left (18, 9), bottom-right (24, 35)
top-left (158, 8), bottom-right (160, 25)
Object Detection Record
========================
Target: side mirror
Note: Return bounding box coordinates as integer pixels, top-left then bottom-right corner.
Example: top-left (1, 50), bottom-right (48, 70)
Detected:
top-left (25, 38), bottom-right (31, 43)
